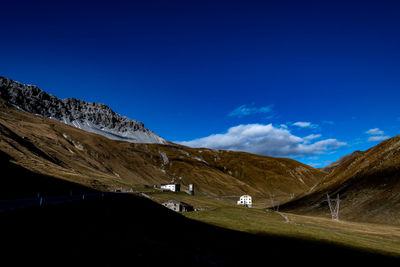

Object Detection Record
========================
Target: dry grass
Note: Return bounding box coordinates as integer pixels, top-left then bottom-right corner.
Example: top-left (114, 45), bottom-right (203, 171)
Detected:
top-left (0, 101), bottom-right (325, 203)
top-left (135, 188), bottom-right (400, 257)
top-left (282, 135), bottom-right (400, 226)
top-left (182, 202), bottom-right (400, 257)
top-left (3, 99), bottom-right (400, 258)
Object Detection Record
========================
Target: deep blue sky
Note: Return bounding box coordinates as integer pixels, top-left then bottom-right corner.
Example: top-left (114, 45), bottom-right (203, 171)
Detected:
top-left (1, 0), bottom-right (400, 167)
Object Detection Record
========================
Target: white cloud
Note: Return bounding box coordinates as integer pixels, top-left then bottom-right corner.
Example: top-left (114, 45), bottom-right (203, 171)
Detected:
top-left (228, 104), bottom-right (273, 118)
top-left (304, 134), bottom-right (322, 141)
top-left (365, 128), bottom-right (390, 142)
top-left (292, 121), bottom-right (318, 128)
top-left (293, 121), bottom-right (311, 127)
top-left (176, 123), bottom-right (346, 157)
top-left (366, 128), bottom-right (384, 135)
top-left (303, 134), bottom-right (322, 144)
top-left (368, 135), bottom-right (390, 142)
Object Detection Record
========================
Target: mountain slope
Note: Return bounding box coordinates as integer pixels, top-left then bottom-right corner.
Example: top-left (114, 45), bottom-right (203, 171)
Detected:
top-left (0, 76), bottom-right (166, 144)
top-left (3, 178), bottom-right (395, 266)
top-left (0, 99), bottom-right (325, 206)
top-left (0, 104), bottom-right (398, 264)
top-left (282, 135), bottom-right (400, 225)
top-left (320, 150), bottom-right (363, 173)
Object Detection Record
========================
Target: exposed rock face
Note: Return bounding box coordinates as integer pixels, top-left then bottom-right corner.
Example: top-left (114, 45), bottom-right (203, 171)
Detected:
top-left (0, 76), bottom-right (167, 144)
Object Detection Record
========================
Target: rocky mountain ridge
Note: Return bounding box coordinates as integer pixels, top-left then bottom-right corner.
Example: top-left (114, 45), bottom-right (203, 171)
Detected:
top-left (0, 76), bottom-right (166, 144)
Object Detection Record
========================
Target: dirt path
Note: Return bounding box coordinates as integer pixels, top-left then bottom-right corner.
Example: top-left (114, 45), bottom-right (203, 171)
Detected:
top-left (277, 212), bottom-right (290, 223)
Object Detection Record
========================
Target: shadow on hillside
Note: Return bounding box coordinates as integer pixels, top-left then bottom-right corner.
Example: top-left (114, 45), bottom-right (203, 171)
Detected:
top-left (0, 151), bottom-right (97, 199)
top-left (1, 154), bottom-right (398, 266)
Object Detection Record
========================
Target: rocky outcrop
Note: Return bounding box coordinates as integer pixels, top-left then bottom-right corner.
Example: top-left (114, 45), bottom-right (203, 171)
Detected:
top-left (0, 76), bottom-right (166, 144)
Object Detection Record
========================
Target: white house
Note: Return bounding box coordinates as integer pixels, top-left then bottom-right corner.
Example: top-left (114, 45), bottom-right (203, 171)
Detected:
top-left (237, 195), bottom-right (252, 207)
top-left (160, 183), bottom-right (181, 192)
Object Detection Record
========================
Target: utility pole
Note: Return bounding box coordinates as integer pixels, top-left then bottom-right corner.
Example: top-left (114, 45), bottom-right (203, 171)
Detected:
top-left (327, 194), bottom-right (340, 221)
top-left (269, 194), bottom-right (280, 212)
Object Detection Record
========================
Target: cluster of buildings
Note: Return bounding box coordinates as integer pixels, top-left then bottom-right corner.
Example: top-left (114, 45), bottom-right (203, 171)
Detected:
top-left (159, 181), bottom-right (195, 212)
top-left (158, 180), bottom-right (253, 211)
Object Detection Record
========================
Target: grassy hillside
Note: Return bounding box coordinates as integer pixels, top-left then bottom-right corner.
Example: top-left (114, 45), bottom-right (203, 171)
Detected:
top-left (0, 150), bottom-right (97, 199)
top-left (3, 96), bottom-right (400, 261)
top-left (1, 109), bottom-right (399, 263)
top-left (185, 207), bottom-right (400, 258)
top-left (320, 150), bottom-right (363, 173)
top-left (135, 187), bottom-right (400, 258)
top-left (0, 100), bottom-right (325, 205)
top-left (0, 163), bottom-right (398, 265)
top-left (282, 135), bottom-right (400, 225)
top-left (1, 163), bottom-right (398, 266)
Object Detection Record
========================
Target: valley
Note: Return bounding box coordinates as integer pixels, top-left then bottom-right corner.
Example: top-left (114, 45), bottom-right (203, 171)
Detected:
top-left (1, 77), bottom-right (400, 264)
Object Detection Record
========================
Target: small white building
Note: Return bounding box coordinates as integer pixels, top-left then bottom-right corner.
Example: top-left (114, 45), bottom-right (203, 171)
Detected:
top-left (237, 195), bottom-right (252, 207)
top-left (160, 183), bottom-right (181, 192)
top-left (185, 184), bottom-right (195, 195)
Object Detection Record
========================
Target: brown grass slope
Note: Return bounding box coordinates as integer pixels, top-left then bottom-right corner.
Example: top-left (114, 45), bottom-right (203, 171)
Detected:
top-left (0, 100), bottom-right (325, 205)
top-left (320, 150), bottom-right (363, 173)
top-left (1, 145), bottom-right (399, 264)
top-left (282, 135), bottom-right (400, 225)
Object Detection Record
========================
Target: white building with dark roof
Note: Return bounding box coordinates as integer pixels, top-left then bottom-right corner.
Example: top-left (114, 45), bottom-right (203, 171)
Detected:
top-left (160, 183), bottom-right (180, 192)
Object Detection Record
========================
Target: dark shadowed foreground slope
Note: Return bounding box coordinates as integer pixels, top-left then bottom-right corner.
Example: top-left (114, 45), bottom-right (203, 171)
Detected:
top-left (0, 150), bottom-right (97, 200)
top-left (1, 160), bottom-right (398, 266)
top-left (282, 135), bottom-right (400, 225)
